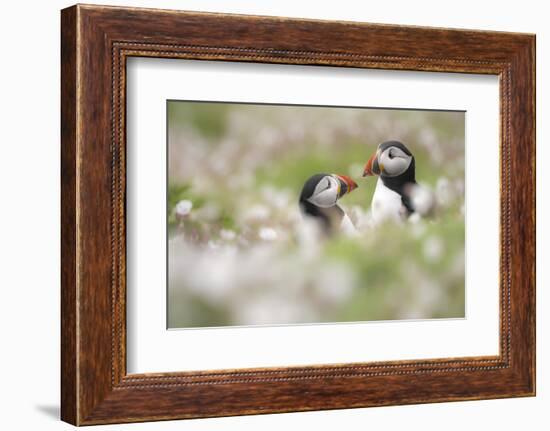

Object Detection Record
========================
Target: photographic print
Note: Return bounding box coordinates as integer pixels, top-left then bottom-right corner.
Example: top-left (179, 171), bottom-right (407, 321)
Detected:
top-left (61, 7), bottom-right (536, 422)
top-left (167, 101), bottom-right (465, 328)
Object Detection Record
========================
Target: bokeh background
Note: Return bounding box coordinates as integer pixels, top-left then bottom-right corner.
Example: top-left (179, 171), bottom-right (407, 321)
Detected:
top-left (167, 101), bottom-right (465, 328)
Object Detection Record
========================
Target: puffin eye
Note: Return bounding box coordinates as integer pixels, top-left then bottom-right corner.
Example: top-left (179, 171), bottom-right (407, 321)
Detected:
top-left (388, 149), bottom-right (395, 159)
top-left (324, 179), bottom-right (332, 190)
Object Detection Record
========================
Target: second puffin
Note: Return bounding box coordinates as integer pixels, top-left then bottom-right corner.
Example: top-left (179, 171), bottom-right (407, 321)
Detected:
top-left (299, 173), bottom-right (358, 236)
top-left (363, 140), bottom-right (419, 224)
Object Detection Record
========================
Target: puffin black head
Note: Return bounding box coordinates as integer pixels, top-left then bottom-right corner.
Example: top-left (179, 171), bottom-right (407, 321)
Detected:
top-left (362, 140), bottom-right (415, 182)
top-left (299, 173), bottom-right (358, 233)
top-left (300, 173), bottom-right (358, 208)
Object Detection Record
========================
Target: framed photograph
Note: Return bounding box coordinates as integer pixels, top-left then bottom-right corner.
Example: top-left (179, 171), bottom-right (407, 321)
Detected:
top-left (61, 4), bottom-right (535, 425)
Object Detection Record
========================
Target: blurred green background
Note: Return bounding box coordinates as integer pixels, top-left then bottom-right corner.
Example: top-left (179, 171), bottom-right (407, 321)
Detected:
top-left (167, 101), bottom-right (465, 328)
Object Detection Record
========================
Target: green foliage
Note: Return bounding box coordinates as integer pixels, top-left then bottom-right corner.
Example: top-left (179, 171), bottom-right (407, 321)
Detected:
top-left (322, 215), bottom-right (465, 321)
top-left (168, 102), bottom-right (229, 140)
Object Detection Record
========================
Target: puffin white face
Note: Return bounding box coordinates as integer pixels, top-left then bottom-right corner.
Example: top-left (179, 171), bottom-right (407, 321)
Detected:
top-left (307, 175), bottom-right (340, 208)
top-left (378, 146), bottom-right (413, 177)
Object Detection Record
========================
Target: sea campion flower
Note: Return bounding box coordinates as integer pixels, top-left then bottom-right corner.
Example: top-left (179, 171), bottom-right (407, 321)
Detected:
top-left (407, 183), bottom-right (435, 217)
top-left (259, 227), bottom-right (277, 241)
top-left (242, 204), bottom-right (270, 222)
top-left (423, 236), bottom-right (444, 263)
top-left (175, 200), bottom-right (193, 218)
top-left (220, 229), bottom-right (237, 241)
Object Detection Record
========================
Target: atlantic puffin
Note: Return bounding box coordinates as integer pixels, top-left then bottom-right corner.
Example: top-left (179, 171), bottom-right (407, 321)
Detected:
top-left (363, 140), bottom-right (432, 224)
top-left (299, 173), bottom-right (358, 235)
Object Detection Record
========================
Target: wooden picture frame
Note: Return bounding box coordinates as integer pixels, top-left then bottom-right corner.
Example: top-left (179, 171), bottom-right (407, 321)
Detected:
top-left (61, 4), bottom-right (535, 425)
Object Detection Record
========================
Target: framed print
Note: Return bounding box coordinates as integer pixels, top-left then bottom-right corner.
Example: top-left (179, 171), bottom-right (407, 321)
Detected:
top-left (61, 4), bottom-right (535, 425)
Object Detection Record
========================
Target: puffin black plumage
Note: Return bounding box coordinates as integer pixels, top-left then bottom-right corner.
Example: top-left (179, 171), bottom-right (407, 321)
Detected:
top-left (362, 141), bottom-right (430, 223)
top-left (299, 173), bottom-right (358, 235)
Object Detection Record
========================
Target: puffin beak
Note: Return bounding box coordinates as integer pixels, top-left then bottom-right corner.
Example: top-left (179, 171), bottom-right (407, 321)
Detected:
top-left (335, 174), bottom-right (358, 198)
top-left (363, 151), bottom-right (381, 177)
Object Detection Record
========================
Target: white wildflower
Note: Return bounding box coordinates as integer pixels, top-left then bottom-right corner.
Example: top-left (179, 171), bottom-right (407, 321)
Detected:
top-left (175, 200), bottom-right (193, 217)
top-left (242, 204), bottom-right (270, 222)
top-left (259, 227), bottom-right (277, 241)
top-left (408, 213), bottom-right (422, 224)
top-left (408, 183), bottom-right (435, 217)
top-left (436, 177), bottom-right (453, 207)
top-left (220, 229), bottom-right (236, 241)
top-left (207, 240), bottom-right (220, 249)
top-left (261, 186), bottom-right (291, 210)
top-left (349, 205), bottom-right (370, 231)
top-left (410, 219), bottom-right (427, 238)
top-left (423, 236), bottom-right (444, 262)
top-left (238, 294), bottom-right (315, 326)
top-left (313, 263), bottom-right (355, 305)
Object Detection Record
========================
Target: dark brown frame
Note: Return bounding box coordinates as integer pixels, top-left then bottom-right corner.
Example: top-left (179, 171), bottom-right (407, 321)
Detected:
top-left (61, 4), bottom-right (535, 426)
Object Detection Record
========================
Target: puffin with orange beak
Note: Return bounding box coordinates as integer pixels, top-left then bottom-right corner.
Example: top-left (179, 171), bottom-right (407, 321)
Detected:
top-left (363, 140), bottom-right (419, 224)
top-left (299, 173), bottom-right (358, 235)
